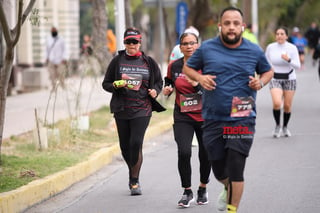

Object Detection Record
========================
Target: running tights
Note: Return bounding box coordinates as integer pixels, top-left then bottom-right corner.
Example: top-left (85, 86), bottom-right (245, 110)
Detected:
top-left (173, 121), bottom-right (211, 188)
top-left (115, 116), bottom-right (151, 184)
top-left (211, 149), bottom-right (246, 182)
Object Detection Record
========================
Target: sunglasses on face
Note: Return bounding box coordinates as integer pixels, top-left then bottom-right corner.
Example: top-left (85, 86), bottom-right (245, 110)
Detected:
top-left (124, 39), bottom-right (140, 45)
top-left (180, 41), bottom-right (198, 46)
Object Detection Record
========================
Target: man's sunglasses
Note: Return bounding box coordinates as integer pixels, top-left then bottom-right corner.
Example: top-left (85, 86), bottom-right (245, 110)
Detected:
top-left (124, 39), bottom-right (140, 45)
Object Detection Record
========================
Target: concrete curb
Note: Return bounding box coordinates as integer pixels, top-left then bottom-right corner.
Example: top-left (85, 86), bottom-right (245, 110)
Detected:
top-left (0, 117), bottom-right (173, 213)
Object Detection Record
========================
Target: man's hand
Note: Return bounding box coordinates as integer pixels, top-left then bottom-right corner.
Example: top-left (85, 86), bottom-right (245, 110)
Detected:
top-left (248, 76), bottom-right (262, 90)
top-left (198, 75), bottom-right (217, 91)
top-left (185, 75), bottom-right (199, 87)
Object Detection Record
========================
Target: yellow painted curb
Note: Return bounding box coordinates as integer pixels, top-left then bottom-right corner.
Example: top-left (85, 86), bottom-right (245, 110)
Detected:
top-left (0, 117), bottom-right (173, 213)
top-left (145, 117), bottom-right (173, 140)
top-left (0, 145), bottom-right (120, 213)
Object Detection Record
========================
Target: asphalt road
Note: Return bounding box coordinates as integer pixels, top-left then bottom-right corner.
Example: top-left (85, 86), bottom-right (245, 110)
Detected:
top-left (24, 54), bottom-right (320, 213)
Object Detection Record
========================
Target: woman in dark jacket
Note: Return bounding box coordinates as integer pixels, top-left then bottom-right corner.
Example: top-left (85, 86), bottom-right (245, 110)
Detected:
top-left (102, 27), bottom-right (163, 196)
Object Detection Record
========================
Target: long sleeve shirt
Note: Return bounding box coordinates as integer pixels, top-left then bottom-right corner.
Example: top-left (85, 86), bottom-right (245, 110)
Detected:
top-left (265, 41), bottom-right (301, 80)
top-left (46, 36), bottom-right (68, 64)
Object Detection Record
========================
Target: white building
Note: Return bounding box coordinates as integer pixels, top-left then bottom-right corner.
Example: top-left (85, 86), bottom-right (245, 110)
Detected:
top-left (17, 0), bottom-right (80, 65)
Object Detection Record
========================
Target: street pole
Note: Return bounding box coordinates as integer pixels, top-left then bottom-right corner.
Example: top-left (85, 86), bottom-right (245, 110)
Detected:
top-left (0, 26), bottom-right (3, 68)
top-left (158, 0), bottom-right (165, 74)
top-left (115, 0), bottom-right (126, 52)
top-left (230, 0), bottom-right (238, 7)
top-left (251, 0), bottom-right (258, 39)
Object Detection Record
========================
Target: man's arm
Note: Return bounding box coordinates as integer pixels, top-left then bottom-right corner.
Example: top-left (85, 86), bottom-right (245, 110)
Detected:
top-left (248, 69), bottom-right (274, 90)
top-left (183, 64), bottom-right (217, 91)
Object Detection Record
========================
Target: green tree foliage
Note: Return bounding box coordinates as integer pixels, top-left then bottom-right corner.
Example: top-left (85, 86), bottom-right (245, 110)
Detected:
top-left (292, 0), bottom-right (320, 31)
top-left (257, 0), bottom-right (320, 47)
top-left (278, 0), bottom-right (305, 28)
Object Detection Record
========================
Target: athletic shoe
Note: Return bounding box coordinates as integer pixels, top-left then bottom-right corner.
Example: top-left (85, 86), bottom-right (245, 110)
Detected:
top-left (227, 204), bottom-right (237, 213)
top-left (217, 187), bottom-right (227, 211)
top-left (130, 183), bottom-right (142, 196)
top-left (282, 127), bottom-right (291, 137)
top-left (178, 191), bottom-right (194, 208)
top-left (273, 125), bottom-right (281, 138)
top-left (196, 187), bottom-right (208, 205)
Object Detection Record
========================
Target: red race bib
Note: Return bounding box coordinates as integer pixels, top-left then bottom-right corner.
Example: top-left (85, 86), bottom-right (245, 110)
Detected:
top-left (180, 93), bottom-right (202, 112)
top-left (230, 96), bottom-right (254, 117)
top-left (121, 73), bottom-right (142, 91)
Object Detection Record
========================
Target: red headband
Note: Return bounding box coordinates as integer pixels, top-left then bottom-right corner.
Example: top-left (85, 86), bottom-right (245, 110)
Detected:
top-left (124, 35), bottom-right (142, 41)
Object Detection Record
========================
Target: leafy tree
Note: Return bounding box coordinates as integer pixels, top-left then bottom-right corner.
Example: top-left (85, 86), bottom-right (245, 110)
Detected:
top-left (125, 0), bottom-right (133, 28)
top-left (287, 0), bottom-right (320, 31)
top-left (0, 0), bottom-right (37, 163)
top-left (187, 0), bottom-right (217, 38)
top-left (250, 0), bottom-right (319, 47)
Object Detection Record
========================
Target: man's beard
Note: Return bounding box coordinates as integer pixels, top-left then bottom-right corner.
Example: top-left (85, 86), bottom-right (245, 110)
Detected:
top-left (221, 33), bottom-right (241, 45)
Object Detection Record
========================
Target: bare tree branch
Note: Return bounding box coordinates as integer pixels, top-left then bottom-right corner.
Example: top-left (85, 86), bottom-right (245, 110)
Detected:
top-left (0, 0), bottom-right (12, 43)
top-left (12, 0), bottom-right (23, 45)
top-left (12, 0), bottom-right (37, 45)
top-left (21, 0), bottom-right (36, 25)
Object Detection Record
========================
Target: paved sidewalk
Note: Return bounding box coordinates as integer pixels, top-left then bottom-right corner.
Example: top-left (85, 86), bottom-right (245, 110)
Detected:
top-left (4, 75), bottom-right (111, 139)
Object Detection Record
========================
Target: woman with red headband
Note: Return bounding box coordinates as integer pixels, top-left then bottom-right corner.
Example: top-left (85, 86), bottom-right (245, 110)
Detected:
top-left (102, 27), bottom-right (164, 196)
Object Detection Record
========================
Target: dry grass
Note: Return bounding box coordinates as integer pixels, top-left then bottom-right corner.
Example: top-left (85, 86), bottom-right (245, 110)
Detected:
top-left (0, 104), bottom-right (173, 193)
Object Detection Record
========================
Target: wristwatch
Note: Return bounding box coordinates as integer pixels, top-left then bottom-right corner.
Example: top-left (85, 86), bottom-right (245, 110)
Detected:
top-left (260, 80), bottom-right (264, 88)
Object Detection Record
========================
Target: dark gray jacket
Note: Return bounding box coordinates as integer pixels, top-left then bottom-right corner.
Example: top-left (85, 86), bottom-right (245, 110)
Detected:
top-left (102, 50), bottom-right (163, 113)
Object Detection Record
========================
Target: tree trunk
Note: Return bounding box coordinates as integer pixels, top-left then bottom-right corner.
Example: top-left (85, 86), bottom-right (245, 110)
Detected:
top-left (0, 0), bottom-right (14, 163)
top-left (91, 0), bottom-right (111, 74)
top-left (241, 0), bottom-right (251, 24)
top-left (187, 0), bottom-right (214, 37)
top-left (125, 0), bottom-right (133, 28)
top-left (0, 45), bottom-right (14, 161)
top-left (259, 17), bottom-right (278, 49)
top-left (162, 7), bottom-right (172, 58)
top-left (0, 0), bottom-right (36, 163)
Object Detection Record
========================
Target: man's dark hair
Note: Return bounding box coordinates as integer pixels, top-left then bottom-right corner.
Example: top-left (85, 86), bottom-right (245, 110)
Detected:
top-left (220, 6), bottom-right (243, 18)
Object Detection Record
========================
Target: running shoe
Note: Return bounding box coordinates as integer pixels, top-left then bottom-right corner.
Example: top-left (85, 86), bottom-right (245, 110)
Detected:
top-left (227, 204), bottom-right (237, 213)
top-left (273, 125), bottom-right (281, 138)
top-left (282, 127), bottom-right (291, 137)
top-left (130, 183), bottom-right (142, 196)
top-left (196, 187), bottom-right (208, 205)
top-left (217, 187), bottom-right (227, 211)
top-left (178, 191), bottom-right (194, 208)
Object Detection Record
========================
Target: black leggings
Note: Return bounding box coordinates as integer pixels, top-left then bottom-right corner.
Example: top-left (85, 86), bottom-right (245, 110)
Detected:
top-left (115, 116), bottom-right (151, 184)
top-left (173, 121), bottom-right (211, 188)
top-left (211, 149), bottom-right (246, 182)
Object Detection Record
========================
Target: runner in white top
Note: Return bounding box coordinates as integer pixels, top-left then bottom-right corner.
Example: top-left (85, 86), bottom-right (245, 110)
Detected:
top-left (265, 26), bottom-right (301, 137)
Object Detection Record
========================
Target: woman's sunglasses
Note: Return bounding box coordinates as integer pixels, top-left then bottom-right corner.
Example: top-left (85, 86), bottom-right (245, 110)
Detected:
top-left (124, 39), bottom-right (140, 45)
